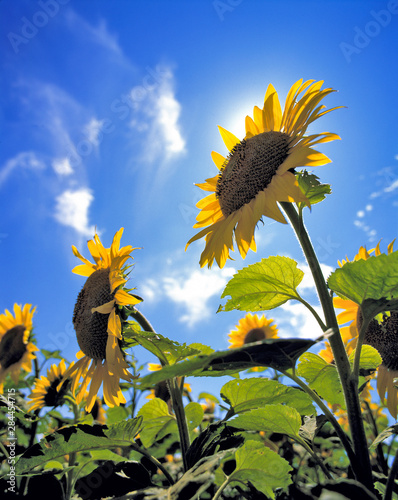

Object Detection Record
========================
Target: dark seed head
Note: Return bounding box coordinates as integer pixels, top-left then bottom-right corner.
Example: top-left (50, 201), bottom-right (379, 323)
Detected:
top-left (216, 131), bottom-right (290, 217)
top-left (73, 268), bottom-right (115, 360)
top-left (244, 327), bottom-right (266, 344)
top-left (0, 325), bottom-right (26, 369)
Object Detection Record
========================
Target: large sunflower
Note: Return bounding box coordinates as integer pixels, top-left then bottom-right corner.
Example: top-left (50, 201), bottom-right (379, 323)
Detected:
top-left (332, 241), bottom-right (397, 417)
top-left (228, 313), bottom-right (278, 348)
top-left (0, 304), bottom-right (38, 391)
top-left (28, 359), bottom-right (70, 412)
top-left (186, 79), bottom-right (341, 268)
top-left (60, 228), bottom-right (142, 412)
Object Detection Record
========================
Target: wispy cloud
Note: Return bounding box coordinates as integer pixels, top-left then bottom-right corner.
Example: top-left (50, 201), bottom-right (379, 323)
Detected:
top-left (54, 188), bottom-right (95, 237)
top-left (130, 67), bottom-right (186, 165)
top-left (0, 152), bottom-right (46, 188)
top-left (84, 118), bottom-right (105, 149)
top-left (64, 10), bottom-right (123, 57)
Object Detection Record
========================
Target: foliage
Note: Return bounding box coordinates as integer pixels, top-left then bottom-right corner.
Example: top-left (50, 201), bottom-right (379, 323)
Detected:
top-left (1, 128), bottom-right (397, 500)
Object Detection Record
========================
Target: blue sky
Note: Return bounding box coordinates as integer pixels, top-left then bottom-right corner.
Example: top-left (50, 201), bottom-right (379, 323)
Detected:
top-left (1, 0), bottom-right (397, 398)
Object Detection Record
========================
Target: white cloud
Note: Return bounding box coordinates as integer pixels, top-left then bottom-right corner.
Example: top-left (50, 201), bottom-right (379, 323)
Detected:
top-left (84, 118), bottom-right (105, 148)
top-left (356, 210), bottom-right (365, 218)
top-left (298, 263), bottom-right (335, 293)
top-left (130, 66), bottom-right (186, 164)
top-left (52, 157), bottom-right (73, 176)
top-left (0, 152), bottom-right (45, 187)
top-left (54, 188), bottom-right (95, 236)
top-left (365, 204), bottom-right (373, 211)
top-left (143, 266), bottom-right (235, 328)
top-left (275, 301), bottom-right (324, 339)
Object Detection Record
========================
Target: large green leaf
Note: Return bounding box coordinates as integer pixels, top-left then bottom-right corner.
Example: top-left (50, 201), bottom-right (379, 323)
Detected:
top-left (221, 378), bottom-right (315, 417)
top-left (229, 405), bottom-right (302, 439)
top-left (297, 353), bottom-right (346, 408)
top-left (328, 252), bottom-right (398, 304)
top-left (220, 256), bottom-right (304, 312)
top-left (229, 440), bottom-right (292, 499)
top-left (296, 170), bottom-right (331, 206)
top-left (137, 338), bottom-right (316, 389)
top-left (137, 398), bottom-right (177, 448)
top-left (15, 420), bottom-right (141, 475)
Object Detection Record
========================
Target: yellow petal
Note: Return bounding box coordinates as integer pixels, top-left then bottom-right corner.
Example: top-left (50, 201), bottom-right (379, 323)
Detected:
top-left (107, 309), bottom-right (122, 339)
top-left (218, 126), bottom-right (240, 152)
top-left (211, 151), bottom-right (226, 170)
top-left (72, 264), bottom-right (95, 277)
top-left (92, 300), bottom-right (115, 314)
top-left (114, 289), bottom-right (141, 306)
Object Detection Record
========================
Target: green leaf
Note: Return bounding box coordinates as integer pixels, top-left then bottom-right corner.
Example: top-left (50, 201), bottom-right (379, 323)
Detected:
top-left (137, 338), bottom-right (316, 389)
top-left (296, 170), bottom-right (331, 206)
top-left (297, 352), bottom-right (345, 408)
top-left (220, 256), bottom-right (304, 312)
top-left (229, 440), bottom-right (292, 499)
top-left (370, 423), bottom-right (398, 449)
top-left (15, 420), bottom-right (141, 475)
top-left (348, 344), bottom-right (382, 371)
top-left (123, 327), bottom-right (202, 365)
top-left (185, 402), bottom-right (204, 432)
top-left (40, 349), bottom-right (64, 361)
top-left (229, 405), bottom-right (302, 439)
top-left (221, 378), bottom-right (315, 416)
top-left (328, 251), bottom-right (398, 304)
top-left (136, 398), bottom-right (177, 448)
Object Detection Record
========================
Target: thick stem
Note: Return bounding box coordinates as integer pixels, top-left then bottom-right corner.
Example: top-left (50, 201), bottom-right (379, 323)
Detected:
top-left (280, 201), bottom-right (373, 490)
top-left (168, 377), bottom-right (191, 473)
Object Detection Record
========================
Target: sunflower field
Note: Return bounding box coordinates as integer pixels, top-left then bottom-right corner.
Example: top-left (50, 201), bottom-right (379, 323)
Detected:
top-left (1, 80), bottom-right (398, 500)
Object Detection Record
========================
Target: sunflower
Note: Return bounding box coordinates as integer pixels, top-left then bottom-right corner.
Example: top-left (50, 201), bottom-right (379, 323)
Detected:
top-left (332, 240), bottom-right (397, 417)
top-left (28, 359), bottom-right (70, 412)
top-left (228, 313), bottom-right (278, 349)
top-left (186, 79), bottom-right (341, 268)
top-left (60, 228), bottom-right (142, 412)
top-left (0, 304), bottom-right (38, 391)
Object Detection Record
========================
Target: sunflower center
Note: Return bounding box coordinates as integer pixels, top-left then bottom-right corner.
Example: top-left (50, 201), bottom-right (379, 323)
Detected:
top-left (216, 131), bottom-right (290, 217)
top-left (0, 325), bottom-right (26, 370)
top-left (73, 268), bottom-right (115, 360)
top-left (361, 310), bottom-right (398, 370)
top-left (244, 328), bottom-right (266, 344)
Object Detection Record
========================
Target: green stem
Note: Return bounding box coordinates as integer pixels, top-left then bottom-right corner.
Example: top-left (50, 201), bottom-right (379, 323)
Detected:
top-left (283, 370), bottom-right (355, 466)
top-left (280, 201), bottom-right (373, 490)
top-left (298, 438), bottom-right (332, 480)
top-left (168, 377), bottom-right (191, 473)
top-left (296, 296), bottom-right (327, 331)
top-left (212, 477), bottom-right (230, 500)
top-left (130, 442), bottom-right (175, 485)
top-left (127, 308), bottom-right (191, 473)
top-left (129, 308), bottom-right (156, 333)
top-left (384, 448), bottom-right (398, 500)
